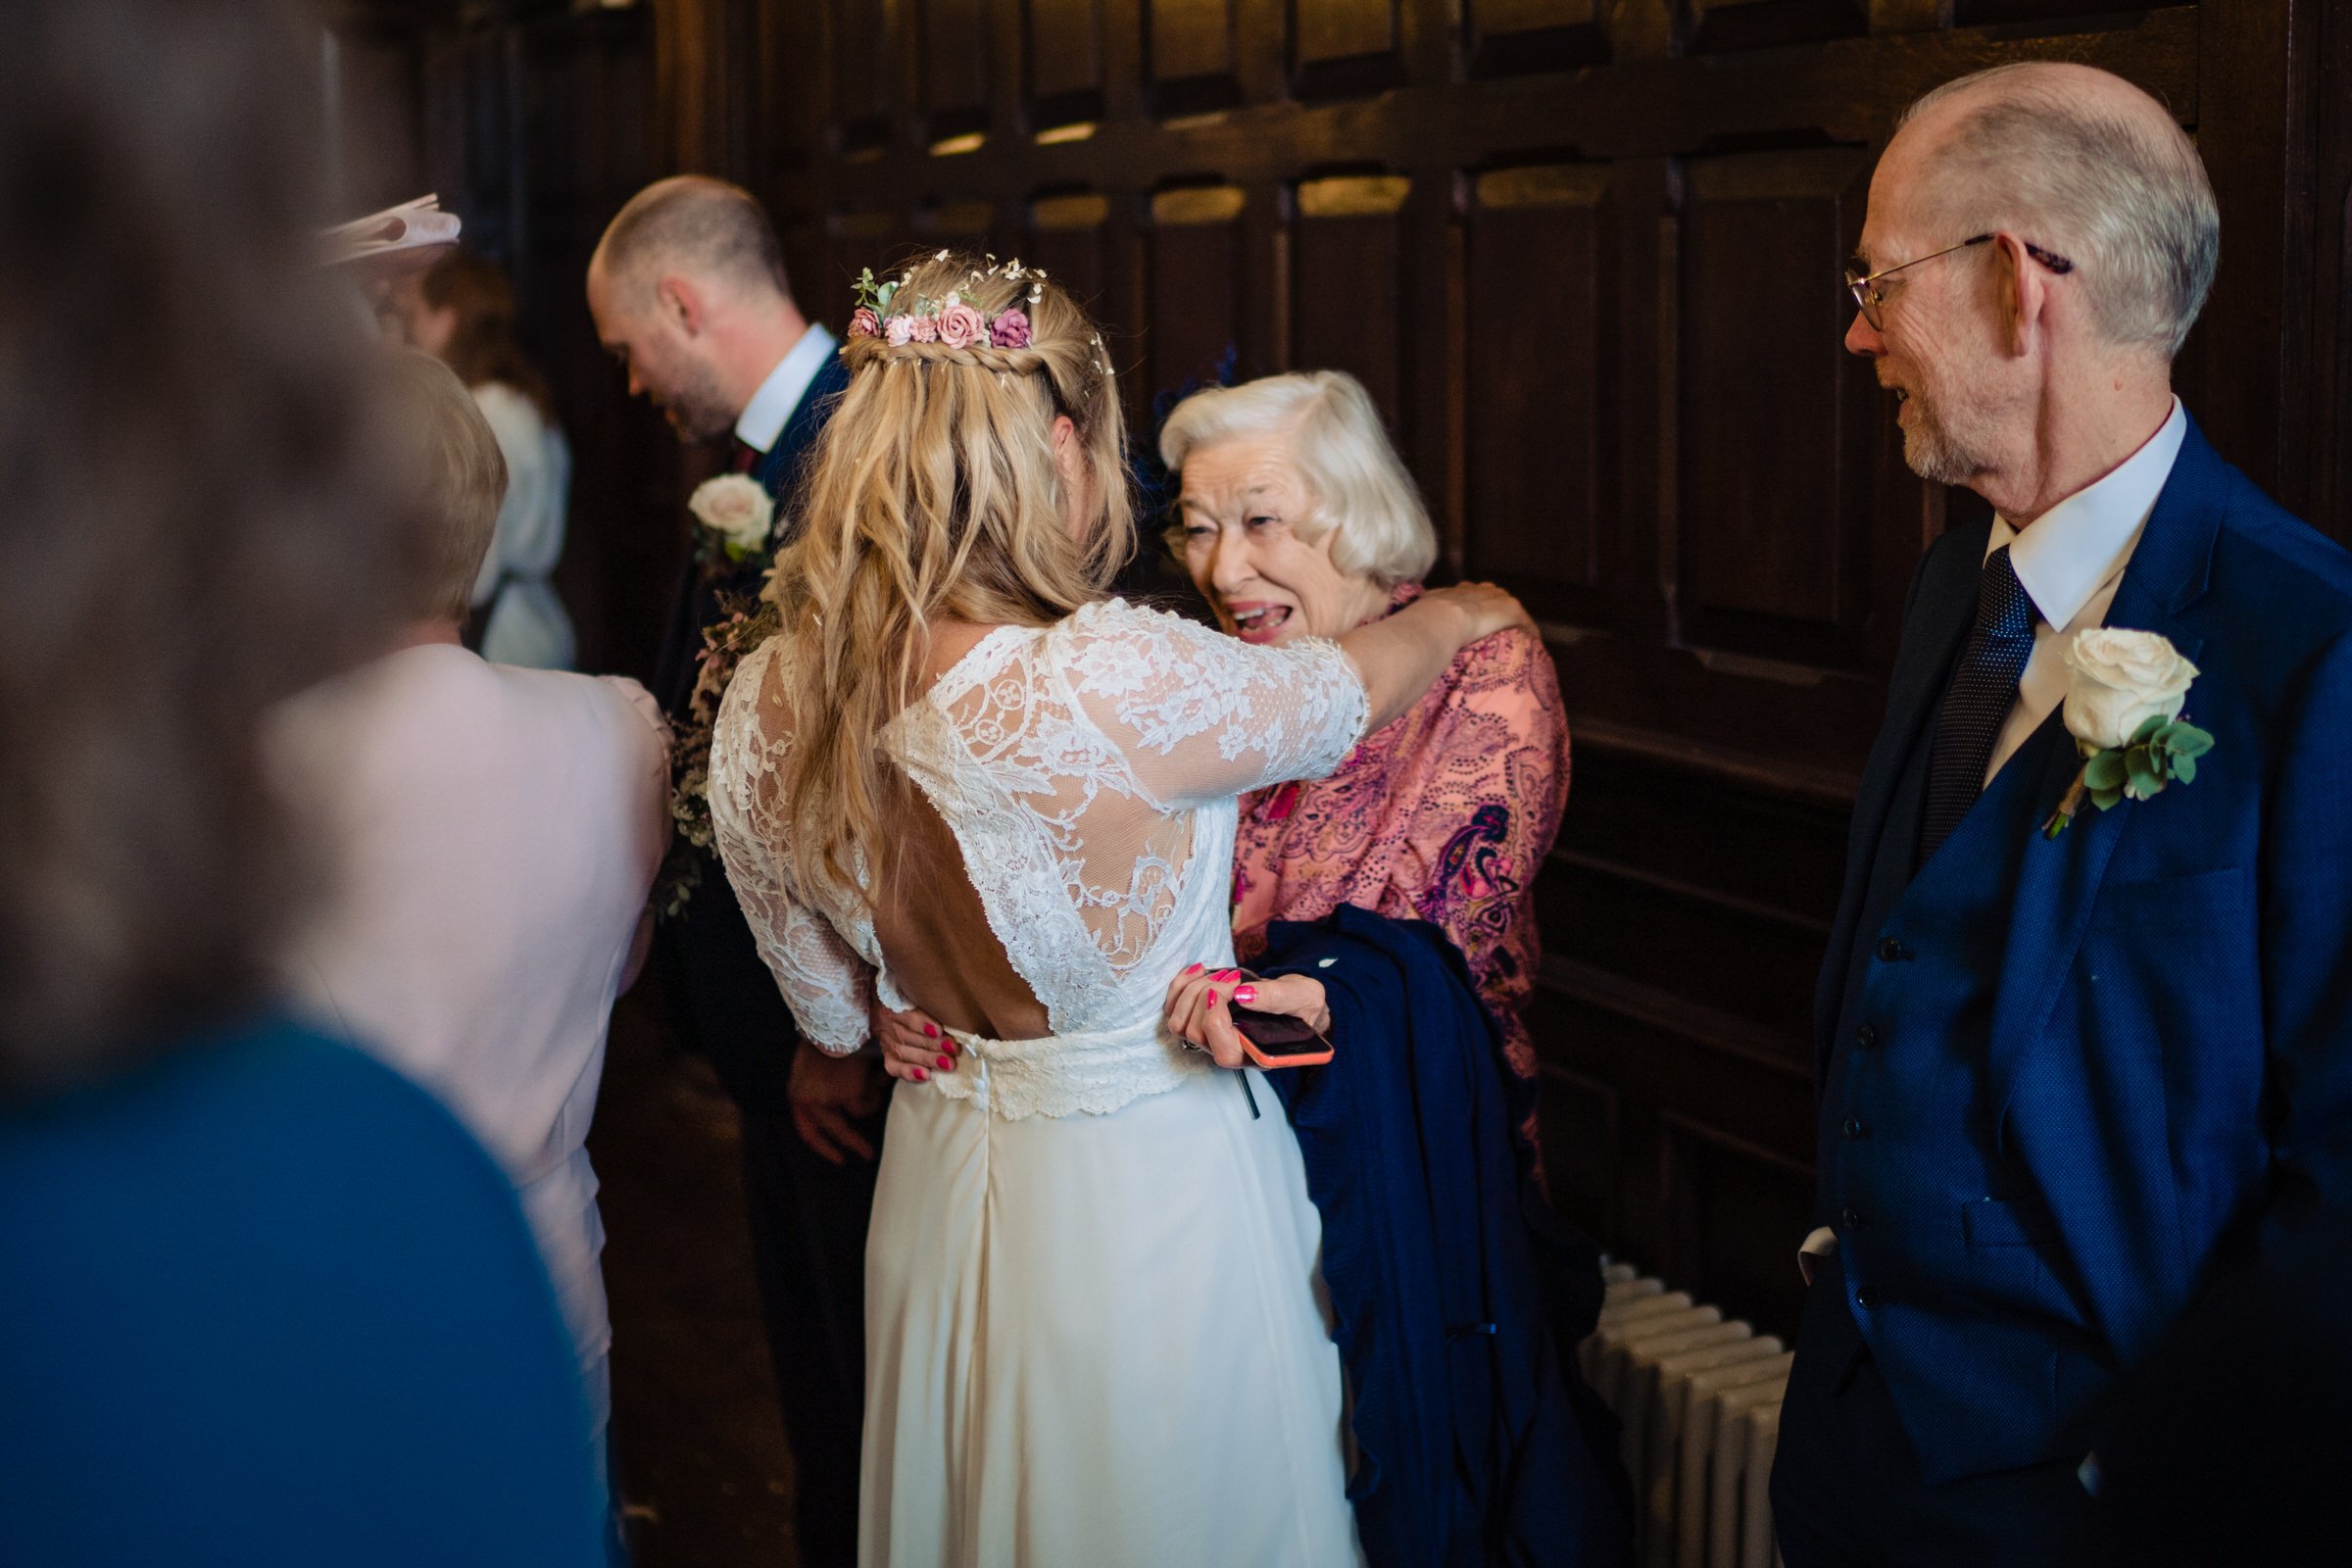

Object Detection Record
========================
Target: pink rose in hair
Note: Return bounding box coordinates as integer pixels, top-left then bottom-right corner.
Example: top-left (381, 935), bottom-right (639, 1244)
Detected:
top-left (884, 315), bottom-right (914, 347)
top-left (992, 308), bottom-right (1031, 349)
top-left (849, 306), bottom-right (880, 338)
top-left (938, 299), bottom-right (987, 349)
top-left (908, 313), bottom-right (939, 343)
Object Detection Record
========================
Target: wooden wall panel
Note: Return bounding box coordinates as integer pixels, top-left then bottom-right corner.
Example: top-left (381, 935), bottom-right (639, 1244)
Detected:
top-left (1464, 164), bottom-right (1610, 622)
top-left (1292, 175), bottom-right (1409, 430)
top-left (1146, 185), bottom-right (1249, 399)
top-left (1293, 0), bottom-right (1404, 98)
top-left (1147, 0), bottom-right (1242, 113)
top-left (1464, 0), bottom-right (1604, 77)
top-left (920, 0), bottom-right (993, 139)
top-left (1027, 0), bottom-right (1108, 125)
top-left (1688, 0), bottom-right (1869, 55)
top-left (1677, 148), bottom-right (1873, 668)
top-left (832, 0), bottom-right (893, 151)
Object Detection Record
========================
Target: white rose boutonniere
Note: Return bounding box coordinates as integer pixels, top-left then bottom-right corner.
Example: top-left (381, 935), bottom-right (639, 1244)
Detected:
top-left (2040, 628), bottom-right (2215, 838)
top-left (688, 473), bottom-right (775, 563)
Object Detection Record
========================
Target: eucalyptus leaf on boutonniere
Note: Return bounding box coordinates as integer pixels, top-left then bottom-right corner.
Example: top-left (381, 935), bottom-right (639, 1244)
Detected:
top-left (688, 473), bottom-right (775, 568)
top-left (2041, 628), bottom-right (2215, 838)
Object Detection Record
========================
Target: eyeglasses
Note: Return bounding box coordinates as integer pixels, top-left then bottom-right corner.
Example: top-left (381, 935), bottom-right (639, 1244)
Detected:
top-left (1844, 233), bottom-right (2075, 331)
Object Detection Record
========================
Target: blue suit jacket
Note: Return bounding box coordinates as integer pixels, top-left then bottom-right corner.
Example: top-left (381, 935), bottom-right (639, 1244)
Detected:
top-left (652, 351), bottom-right (849, 1110)
top-left (1813, 416), bottom-right (2352, 1481)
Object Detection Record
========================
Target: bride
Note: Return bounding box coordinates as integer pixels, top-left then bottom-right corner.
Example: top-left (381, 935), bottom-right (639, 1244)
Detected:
top-left (708, 253), bottom-right (1532, 1566)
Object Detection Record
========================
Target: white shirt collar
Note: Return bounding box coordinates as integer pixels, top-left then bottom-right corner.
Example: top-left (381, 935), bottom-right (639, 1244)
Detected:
top-left (733, 323), bottom-right (837, 454)
top-left (1988, 397), bottom-right (2186, 629)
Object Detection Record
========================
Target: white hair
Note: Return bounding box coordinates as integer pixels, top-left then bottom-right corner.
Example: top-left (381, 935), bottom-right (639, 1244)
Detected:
top-left (1903, 64), bottom-right (2218, 358)
top-left (1158, 369), bottom-right (1438, 587)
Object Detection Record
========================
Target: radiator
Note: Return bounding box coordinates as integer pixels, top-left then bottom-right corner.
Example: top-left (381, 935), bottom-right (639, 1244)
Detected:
top-left (1581, 1264), bottom-right (1791, 1568)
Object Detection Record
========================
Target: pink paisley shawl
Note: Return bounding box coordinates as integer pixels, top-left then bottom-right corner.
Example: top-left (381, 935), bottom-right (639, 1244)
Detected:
top-left (1231, 583), bottom-right (1570, 1104)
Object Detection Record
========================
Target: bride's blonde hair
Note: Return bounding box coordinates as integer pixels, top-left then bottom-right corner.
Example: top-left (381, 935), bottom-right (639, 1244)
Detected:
top-left (770, 251), bottom-right (1132, 906)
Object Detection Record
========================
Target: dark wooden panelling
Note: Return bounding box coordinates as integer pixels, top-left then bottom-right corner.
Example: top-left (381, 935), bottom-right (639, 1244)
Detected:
top-left (832, 0), bottom-right (892, 151)
top-left (1293, 0), bottom-right (1404, 99)
top-left (1027, 192), bottom-right (1112, 310)
top-left (1027, 0), bottom-right (1108, 126)
top-left (1145, 184), bottom-right (1248, 399)
top-left (1688, 0), bottom-right (1869, 55)
top-left (1677, 148), bottom-right (1874, 669)
top-left (1465, 0), bottom-right (1606, 78)
top-left (1661, 1115), bottom-right (1813, 1341)
top-left (1464, 164), bottom-right (1611, 622)
top-left (1146, 0), bottom-right (1241, 114)
top-left (920, 0), bottom-right (993, 140)
top-left (1292, 175), bottom-right (1408, 429)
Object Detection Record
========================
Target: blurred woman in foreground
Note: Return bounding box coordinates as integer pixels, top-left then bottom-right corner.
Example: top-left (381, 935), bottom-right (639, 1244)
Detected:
top-left (0, 3), bottom-right (605, 1563)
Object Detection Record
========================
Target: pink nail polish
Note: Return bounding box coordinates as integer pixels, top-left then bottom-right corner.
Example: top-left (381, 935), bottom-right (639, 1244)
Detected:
top-left (923, 1023), bottom-right (939, 1039)
top-left (1206, 991), bottom-right (1221, 1007)
top-left (936, 1054), bottom-right (955, 1070)
top-left (1233, 986), bottom-right (1257, 1004)
top-left (911, 1067), bottom-right (929, 1082)
top-left (1184, 962), bottom-right (1204, 975)
top-left (1215, 969), bottom-right (1240, 983)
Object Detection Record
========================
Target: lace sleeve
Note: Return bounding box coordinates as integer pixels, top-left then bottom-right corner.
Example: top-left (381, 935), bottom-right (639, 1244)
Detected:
top-left (1056, 601), bottom-right (1370, 810)
top-left (707, 641), bottom-right (874, 1054)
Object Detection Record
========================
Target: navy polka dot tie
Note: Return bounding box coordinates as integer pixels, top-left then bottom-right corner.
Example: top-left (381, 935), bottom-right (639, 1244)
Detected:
top-left (1919, 544), bottom-right (2038, 865)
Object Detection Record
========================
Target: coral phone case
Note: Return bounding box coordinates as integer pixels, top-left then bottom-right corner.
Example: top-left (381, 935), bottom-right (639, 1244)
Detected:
top-left (1229, 970), bottom-right (1335, 1069)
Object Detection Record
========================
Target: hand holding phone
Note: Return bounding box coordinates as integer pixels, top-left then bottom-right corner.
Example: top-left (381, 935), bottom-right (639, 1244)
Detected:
top-left (1161, 964), bottom-right (1333, 1070)
top-left (1228, 971), bottom-right (1334, 1069)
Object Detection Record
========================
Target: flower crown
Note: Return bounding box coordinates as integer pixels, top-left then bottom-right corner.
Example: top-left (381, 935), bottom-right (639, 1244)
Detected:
top-left (846, 252), bottom-right (1043, 350)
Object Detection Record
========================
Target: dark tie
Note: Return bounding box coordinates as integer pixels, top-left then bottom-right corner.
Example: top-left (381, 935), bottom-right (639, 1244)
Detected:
top-left (1918, 544), bottom-right (2038, 864)
top-left (730, 438), bottom-right (760, 476)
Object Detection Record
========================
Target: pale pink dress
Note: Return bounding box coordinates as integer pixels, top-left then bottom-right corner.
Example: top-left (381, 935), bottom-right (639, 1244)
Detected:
top-left (270, 643), bottom-right (670, 1455)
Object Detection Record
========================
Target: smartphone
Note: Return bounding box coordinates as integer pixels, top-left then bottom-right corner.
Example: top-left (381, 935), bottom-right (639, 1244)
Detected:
top-left (1228, 970), bottom-right (1335, 1069)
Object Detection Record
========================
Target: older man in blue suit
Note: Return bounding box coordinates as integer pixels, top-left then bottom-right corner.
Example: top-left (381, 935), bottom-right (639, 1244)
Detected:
top-left (1771, 62), bottom-right (2352, 1564)
top-left (588, 177), bottom-right (873, 1567)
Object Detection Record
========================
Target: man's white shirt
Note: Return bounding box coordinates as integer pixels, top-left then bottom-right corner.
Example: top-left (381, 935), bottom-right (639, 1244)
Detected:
top-left (1980, 396), bottom-right (2187, 784)
top-left (734, 323), bottom-right (838, 455)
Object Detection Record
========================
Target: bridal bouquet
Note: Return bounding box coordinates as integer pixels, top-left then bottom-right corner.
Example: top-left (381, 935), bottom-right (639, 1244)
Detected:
top-left (653, 590), bottom-right (781, 917)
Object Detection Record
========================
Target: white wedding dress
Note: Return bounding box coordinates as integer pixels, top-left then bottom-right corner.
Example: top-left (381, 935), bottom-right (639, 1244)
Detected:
top-left (709, 599), bottom-right (1372, 1568)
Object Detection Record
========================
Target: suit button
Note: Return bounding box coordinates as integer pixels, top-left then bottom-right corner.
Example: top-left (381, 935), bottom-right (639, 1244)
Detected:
top-left (1840, 1205), bottom-right (1865, 1230)
top-left (1853, 1024), bottom-right (1880, 1050)
top-left (1855, 1287), bottom-right (1889, 1309)
top-left (1876, 937), bottom-right (1910, 962)
top-left (1840, 1117), bottom-right (1867, 1140)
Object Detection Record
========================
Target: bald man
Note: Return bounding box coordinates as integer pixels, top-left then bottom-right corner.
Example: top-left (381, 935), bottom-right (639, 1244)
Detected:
top-left (589, 176), bottom-right (874, 1567)
top-left (1775, 63), bottom-right (2352, 1563)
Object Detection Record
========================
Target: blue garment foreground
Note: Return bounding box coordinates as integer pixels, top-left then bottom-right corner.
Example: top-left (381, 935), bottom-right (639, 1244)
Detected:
top-left (1259, 906), bottom-right (1634, 1568)
top-left (0, 1016), bottom-right (608, 1568)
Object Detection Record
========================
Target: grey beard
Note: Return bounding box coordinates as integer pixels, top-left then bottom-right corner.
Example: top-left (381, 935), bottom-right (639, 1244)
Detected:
top-left (1901, 400), bottom-right (1987, 489)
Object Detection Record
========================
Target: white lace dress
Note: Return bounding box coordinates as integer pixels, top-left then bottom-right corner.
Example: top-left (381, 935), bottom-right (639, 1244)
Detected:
top-left (709, 599), bottom-right (1372, 1568)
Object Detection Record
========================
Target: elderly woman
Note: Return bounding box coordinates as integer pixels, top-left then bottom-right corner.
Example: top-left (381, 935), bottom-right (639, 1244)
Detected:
top-left (876, 369), bottom-right (1568, 1108)
top-left (1165, 369), bottom-right (1569, 1086)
